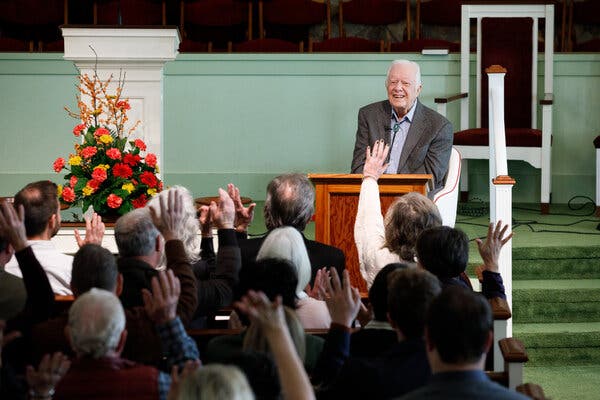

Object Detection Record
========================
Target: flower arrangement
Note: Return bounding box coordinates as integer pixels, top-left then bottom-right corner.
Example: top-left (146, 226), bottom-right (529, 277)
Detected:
top-left (53, 71), bottom-right (162, 216)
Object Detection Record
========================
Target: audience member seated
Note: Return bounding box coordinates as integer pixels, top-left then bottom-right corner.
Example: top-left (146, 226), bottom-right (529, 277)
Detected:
top-left (115, 191), bottom-right (198, 325)
top-left (205, 258), bottom-right (324, 373)
top-left (148, 186), bottom-right (241, 326)
top-left (31, 191), bottom-right (199, 367)
top-left (399, 286), bottom-right (529, 400)
top-left (237, 173), bottom-right (345, 284)
top-left (26, 271), bottom-right (199, 400)
top-left (0, 235), bottom-right (26, 321)
top-left (313, 268), bottom-right (441, 399)
top-left (255, 226), bottom-right (331, 329)
top-left (355, 141), bottom-right (442, 288)
top-left (349, 263), bottom-right (406, 357)
top-left (4, 181), bottom-right (73, 295)
top-left (416, 221), bottom-right (512, 299)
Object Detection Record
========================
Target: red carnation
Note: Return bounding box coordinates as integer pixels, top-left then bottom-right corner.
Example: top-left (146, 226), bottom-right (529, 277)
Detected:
top-left (132, 194), bottom-right (148, 209)
top-left (140, 171), bottom-right (158, 188)
top-left (112, 163), bottom-right (133, 179)
top-left (62, 186), bottom-right (75, 203)
top-left (73, 123), bottom-right (86, 137)
top-left (106, 148), bottom-right (122, 160)
top-left (116, 100), bottom-right (131, 110)
top-left (158, 181), bottom-right (163, 191)
top-left (123, 153), bottom-right (141, 166)
top-left (81, 146), bottom-right (98, 159)
top-left (92, 167), bottom-right (108, 183)
top-left (70, 176), bottom-right (78, 188)
top-left (94, 127), bottom-right (110, 137)
top-left (134, 139), bottom-right (147, 151)
top-left (145, 153), bottom-right (157, 168)
top-left (87, 179), bottom-right (100, 189)
top-left (53, 157), bottom-right (65, 172)
top-left (107, 194), bottom-right (123, 209)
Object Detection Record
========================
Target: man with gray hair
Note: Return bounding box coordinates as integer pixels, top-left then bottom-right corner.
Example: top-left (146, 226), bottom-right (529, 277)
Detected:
top-left (115, 192), bottom-right (197, 326)
top-left (39, 270), bottom-right (199, 399)
top-left (236, 174), bottom-right (345, 284)
top-left (350, 60), bottom-right (453, 197)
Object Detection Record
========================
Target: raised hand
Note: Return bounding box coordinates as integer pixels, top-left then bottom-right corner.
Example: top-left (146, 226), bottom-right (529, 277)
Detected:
top-left (198, 205), bottom-right (212, 237)
top-left (74, 212), bottom-right (105, 247)
top-left (167, 359), bottom-right (201, 400)
top-left (362, 140), bottom-right (390, 181)
top-left (318, 269), bottom-right (362, 328)
top-left (227, 183), bottom-right (255, 232)
top-left (476, 220), bottom-right (514, 273)
top-left (142, 269), bottom-right (181, 325)
top-left (209, 188), bottom-right (235, 230)
top-left (235, 290), bottom-right (286, 334)
top-left (305, 267), bottom-right (329, 300)
top-left (149, 189), bottom-right (185, 242)
top-left (0, 201), bottom-right (28, 252)
top-left (26, 352), bottom-right (71, 398)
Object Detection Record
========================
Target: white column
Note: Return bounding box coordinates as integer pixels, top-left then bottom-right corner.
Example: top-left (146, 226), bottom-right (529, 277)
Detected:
top-left (62, 27), bottom-right (180, 172)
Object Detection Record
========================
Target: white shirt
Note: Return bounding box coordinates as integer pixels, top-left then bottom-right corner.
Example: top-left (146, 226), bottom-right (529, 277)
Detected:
top-left (5, 240), bottom-right (73, 295)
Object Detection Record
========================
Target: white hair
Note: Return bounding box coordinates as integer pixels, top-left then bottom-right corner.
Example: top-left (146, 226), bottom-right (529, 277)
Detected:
top-left (114, 207), bottom-right (160, 257)
top-left (68, 288), bottom-right (126, 358)
top-left (385, 59), bottom-right (422, 87)
top-left (256, 226), bottom-right (311, 296)
top-left (146, 185), bottom-right (201, 265)
top-left (178, 364), bottom-right (255, 400)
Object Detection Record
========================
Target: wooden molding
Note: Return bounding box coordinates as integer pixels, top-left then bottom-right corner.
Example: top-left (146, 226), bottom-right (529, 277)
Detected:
top-left (490, 297), bottom-right (512, 320)
top-left (485, 64), bottom-right (507, 74)
top-left (492, 175), bottom-right (516, 185)
top-left (499, 337), bottom-right (529, 363)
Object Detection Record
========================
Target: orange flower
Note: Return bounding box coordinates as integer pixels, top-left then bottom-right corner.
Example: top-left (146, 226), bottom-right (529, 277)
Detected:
top-left (70, 176), bottom-right (78, 188)
top-left (106, 148), bottom-right (122, 160)
top-left (134, 139), bottom-right (147, 151)
top-left (94, 127), bottom-right (110, 137)
top-left (73, 123), bottom-right (86, 137)
top-left (81, 146), bottom-right (98, 159)
top-left (62, 186), bottom-right (75, 203)
top-left (53, 158), bottom-right (65, 172)
top-left (116, 100), bottom-right (131, 110)
top-left (107, 194), bottom-right (123, 209)
top-left (92, 167), bottom-right (108, 183)
top-left (145, 153), bottom-right (157, 168)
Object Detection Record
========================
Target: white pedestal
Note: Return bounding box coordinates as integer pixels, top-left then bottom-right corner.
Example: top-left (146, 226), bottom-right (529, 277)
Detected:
top-left (61, 27), bottom-right (180, 171)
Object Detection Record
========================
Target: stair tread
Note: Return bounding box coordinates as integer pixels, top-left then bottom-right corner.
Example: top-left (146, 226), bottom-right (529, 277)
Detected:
top-left (514, 322), bottom-right (600, 334)
top-left (513, 279), bottom-right (600, 290)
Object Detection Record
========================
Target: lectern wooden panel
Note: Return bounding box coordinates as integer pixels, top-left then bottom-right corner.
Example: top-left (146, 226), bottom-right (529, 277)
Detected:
top-left (308, 174), bottom-right (433, 293)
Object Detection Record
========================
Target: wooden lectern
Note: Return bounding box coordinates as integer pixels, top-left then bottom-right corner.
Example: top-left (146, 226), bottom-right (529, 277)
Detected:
top-left (308, 173), bottom-right (433, 293)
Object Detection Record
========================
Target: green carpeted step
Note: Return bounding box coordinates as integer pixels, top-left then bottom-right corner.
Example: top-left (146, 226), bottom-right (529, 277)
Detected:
top-left (524, 365), bottom-right (600, 400)
top-left (514, 323), bottom-right (600, 366)
top-left (512, 280), bottom-right (600, 323)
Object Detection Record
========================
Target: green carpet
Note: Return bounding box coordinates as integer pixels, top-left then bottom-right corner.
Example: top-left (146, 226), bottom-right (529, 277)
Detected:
top-left (524, 366), bottom-right (600, 400)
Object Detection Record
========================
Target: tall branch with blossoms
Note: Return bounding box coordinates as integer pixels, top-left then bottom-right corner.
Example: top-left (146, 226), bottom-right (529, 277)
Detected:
top-left (54, 69), bottom-right (162, 217)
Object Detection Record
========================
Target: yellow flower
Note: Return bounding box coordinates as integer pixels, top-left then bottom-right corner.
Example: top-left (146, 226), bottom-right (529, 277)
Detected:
top-left (92, 108), bottom-right (103, 116)
top-left (97, 164), bottom-right (110, 170)
top-left (82, 186), bottom-right (94, 196)
top-left (147, 188), bottom-right (157, 196)
top-left (122, 183), bottom-right (135, 193)
top-left (99, 135), bottom-right (113, 144)
top-left (57, 184), bottom-right (63, 197)
top-left (69, 155), bottom-right (82, 166)
top-left (155, 165), bottom-right (160, 173)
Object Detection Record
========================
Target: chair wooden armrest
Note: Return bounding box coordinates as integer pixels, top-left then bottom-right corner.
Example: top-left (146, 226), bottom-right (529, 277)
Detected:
top-left (539, 93), bottom-right (553, 105)
top-left (434, 92), bottom-right (468, 104)
top-left (490, 297), bottom-right (512, 320)
top-left (499, 337), bottom-right (528, 363)
top-left (516, 382), bottom-right (548, 400)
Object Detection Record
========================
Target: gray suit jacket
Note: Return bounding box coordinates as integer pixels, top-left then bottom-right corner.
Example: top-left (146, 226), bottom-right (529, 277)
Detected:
top-left (350, 99), bottom-right (453, 197)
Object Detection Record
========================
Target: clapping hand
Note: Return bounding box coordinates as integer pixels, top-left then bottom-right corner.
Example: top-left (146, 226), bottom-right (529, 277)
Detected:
top-left (227, 183), bottom-right (255, 233)
top-left (363, 140), bottom-right (390, 181)
top-left (142, 270), bottom-right (181, 326)
top-left (209, 188), bottom-right (235, 230)
top-left (149, 189), bottom-right (185, 242)
top-left (476, 220), bottom-right (513, 273)
top-left (74, 212), bottom-right (105, 247)
top-left (318, 269), bottom-right (362, 328)
top-left (0, 201), bottom-right (27, 252)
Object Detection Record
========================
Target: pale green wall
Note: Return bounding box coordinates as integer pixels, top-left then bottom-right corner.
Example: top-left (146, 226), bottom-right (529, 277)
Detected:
top-left (0, 52), bottom-right (598, 204)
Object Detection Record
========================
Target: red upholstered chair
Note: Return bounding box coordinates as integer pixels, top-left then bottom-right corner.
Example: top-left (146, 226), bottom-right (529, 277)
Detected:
top-left (232, 38), bottom-right (303, 52)
top-left (568, 0), bottom-right (600, 52)
top-left (180, 0), bottom-right (252, 51)
top-left (94, 0), bottom-right (167, 25)
top-left (435, 3), bottom-right (555, 214)
top-left (258, 0), bottom-right (331, 46)
top-left (308, 37), bottom-right (384, 52)
top-left (339, 0), bottom-right (409, 39)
